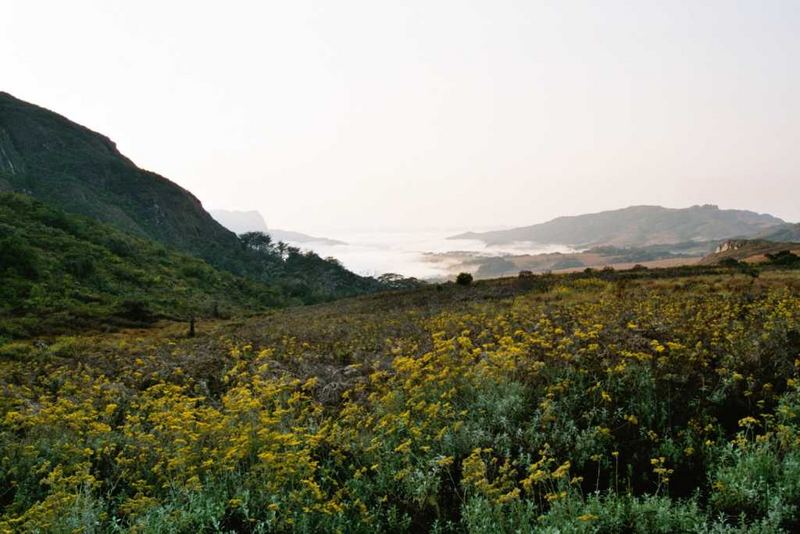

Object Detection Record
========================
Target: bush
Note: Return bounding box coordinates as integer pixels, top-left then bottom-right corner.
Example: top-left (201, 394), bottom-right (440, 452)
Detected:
top-left (0, 340), bottom-right (35, 360)
top-left (456, 272), bottom-right (473, 286)
top-left (2, 270), bottom-right (800, 532)
top-left (766, 250), bottom-right (800, 266)
top-left (115, 299), bottom-right (157, 324)
top-left (0, 234), bottom-right (39, 279)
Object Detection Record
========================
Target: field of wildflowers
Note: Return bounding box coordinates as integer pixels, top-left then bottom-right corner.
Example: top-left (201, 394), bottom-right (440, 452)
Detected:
top-left (2, 269), bottom-right (800, 532)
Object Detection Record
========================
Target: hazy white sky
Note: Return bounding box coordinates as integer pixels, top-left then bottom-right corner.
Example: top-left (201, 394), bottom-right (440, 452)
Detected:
top-left (3, 0), bottom-right (799, 233)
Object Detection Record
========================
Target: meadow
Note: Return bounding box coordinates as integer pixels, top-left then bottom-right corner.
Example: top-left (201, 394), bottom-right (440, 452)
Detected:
top-left (2, 267), bottom-right (800, 532)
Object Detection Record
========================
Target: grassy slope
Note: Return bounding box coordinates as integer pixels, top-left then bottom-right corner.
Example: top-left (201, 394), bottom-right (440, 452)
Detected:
top-left (0, 192), bottom-right (282, 338)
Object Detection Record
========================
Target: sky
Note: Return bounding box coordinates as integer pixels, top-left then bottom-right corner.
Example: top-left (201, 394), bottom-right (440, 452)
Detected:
top-left (2, 0), bottom-right (799, 234)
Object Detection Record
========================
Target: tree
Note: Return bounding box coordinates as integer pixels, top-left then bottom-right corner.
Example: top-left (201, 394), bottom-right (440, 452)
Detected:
top-left (276, 241), bottom-right (289, 260)
top-left (456, 272), bottom-right (473, 286)
top-left (239, 232), bottom-right (273, 254)
top-left (377, 273), bottom-right (424, 290)
top-left (766, 250), bottom-right (800, 266)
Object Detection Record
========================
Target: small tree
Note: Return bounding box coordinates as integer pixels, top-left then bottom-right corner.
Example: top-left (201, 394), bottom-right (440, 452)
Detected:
top-left (456, 272), bottom-right (473, 286)
top-left (239, 231), bottom-right (273, 253)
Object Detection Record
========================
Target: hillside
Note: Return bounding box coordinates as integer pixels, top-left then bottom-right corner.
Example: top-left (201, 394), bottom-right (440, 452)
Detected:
top-left (209, 209), bottom-right (271, 234)
top-left (0, 92), bottom-right (242, 265)
top-left (0, 92), bottom-right (377, 300)
top-left (450, 205), bottom-right (785, 248)
top-left (698, 239), bottom-right (800, 266)
top-left (0, 193), bottom-right (286, 338)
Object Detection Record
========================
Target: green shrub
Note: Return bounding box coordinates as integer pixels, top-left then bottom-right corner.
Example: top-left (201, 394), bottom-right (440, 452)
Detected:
top-left (0, 340), bottom-right (34, 360)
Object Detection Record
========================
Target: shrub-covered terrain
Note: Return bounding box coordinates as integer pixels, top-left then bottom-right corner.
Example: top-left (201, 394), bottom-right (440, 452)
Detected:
top-left (0, 193), bottom-right (394, 339)
top-left (0, 193), bottom-right (286, 338)
top-left (2, 269), bottom-right (800, 532)
top-left (0, 93), bottom-right (382, 306)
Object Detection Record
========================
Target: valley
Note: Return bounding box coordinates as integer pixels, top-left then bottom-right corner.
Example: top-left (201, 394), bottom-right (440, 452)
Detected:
top-left (3, 1), bottom-right (800, 530)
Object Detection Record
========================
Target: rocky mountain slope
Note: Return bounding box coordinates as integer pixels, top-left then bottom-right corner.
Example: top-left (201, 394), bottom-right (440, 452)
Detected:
top-left (698, 239), bottom-right (800, 265)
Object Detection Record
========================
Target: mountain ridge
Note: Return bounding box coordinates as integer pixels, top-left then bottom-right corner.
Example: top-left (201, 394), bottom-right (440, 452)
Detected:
top-left (450, 204), bottom-right (785, 248)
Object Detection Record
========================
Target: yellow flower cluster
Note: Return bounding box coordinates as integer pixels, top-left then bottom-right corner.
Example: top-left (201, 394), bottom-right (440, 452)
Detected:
top-left (1, 271), bottom-right (799, 531)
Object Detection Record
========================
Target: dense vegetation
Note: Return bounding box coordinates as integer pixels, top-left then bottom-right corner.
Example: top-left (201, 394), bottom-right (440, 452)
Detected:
top-left (2, 268), bottom-right (800, 532)
top-left (0, 192), bottom-right (283, 338)
top-left (0, 193), bottom-right (384, 339)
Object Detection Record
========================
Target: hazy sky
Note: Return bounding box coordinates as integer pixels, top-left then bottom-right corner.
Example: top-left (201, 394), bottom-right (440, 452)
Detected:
top-left (3, 1), bottom-right (799, 233)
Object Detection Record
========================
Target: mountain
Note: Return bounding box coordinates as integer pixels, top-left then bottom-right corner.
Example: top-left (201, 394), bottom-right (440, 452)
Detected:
top-left (210, 209), bottom-right (345, 245)
top-left (449, 205), bottom-right (785, 248)
top-left (0, 92), bottom-right (378, 301)
top-left (0, 92), bottom-right (241, 266)
top-left (0, 192), bottom-right (281, 338)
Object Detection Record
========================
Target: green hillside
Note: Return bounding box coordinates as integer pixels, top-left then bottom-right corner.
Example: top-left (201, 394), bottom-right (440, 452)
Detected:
top-left (0, 192), bottom-right (285, 338)
top-left (0, 92), bottom-right (242, 264)
top-left (0, 92), bottom-right (379, 300)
